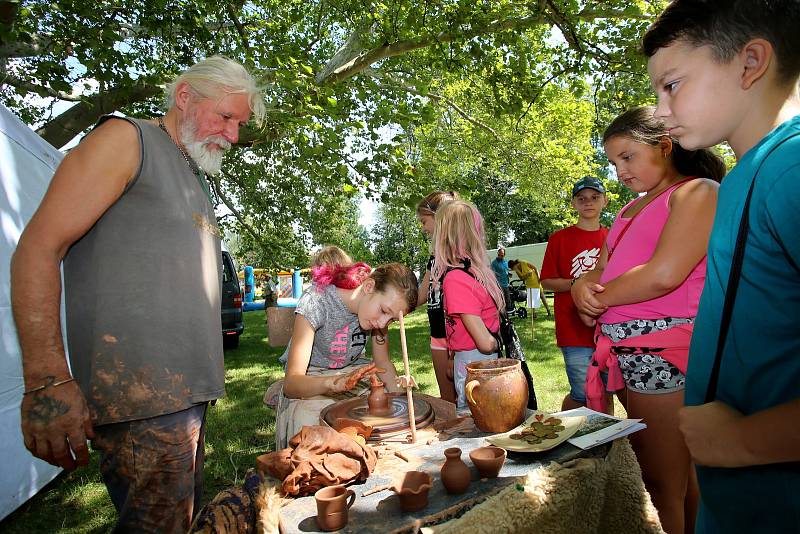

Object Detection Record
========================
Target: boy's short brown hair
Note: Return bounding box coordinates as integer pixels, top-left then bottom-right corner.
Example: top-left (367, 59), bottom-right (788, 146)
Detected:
top-left (643, 0), bottom-right (800, 84)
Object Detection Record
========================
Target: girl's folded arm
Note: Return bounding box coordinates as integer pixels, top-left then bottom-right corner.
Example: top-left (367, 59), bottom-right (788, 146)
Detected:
top-left (460, 314), bottom-right (498, 354)
top-left (598, 179), bottom-right (718, 307)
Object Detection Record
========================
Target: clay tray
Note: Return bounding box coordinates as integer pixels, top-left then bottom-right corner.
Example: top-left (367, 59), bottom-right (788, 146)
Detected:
top-left (320, 393), bottom-right (434, 442)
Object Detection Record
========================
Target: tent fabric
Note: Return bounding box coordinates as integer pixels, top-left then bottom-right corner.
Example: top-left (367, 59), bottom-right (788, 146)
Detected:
top-left (0, 103), bottom-right (65, 520)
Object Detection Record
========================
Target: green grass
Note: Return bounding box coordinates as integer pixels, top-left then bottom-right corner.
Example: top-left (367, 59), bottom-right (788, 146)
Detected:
top-left (2, 300), bottom-right (572, 533)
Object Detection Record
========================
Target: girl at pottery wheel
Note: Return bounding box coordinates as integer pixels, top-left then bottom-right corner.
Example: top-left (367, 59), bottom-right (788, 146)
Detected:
top-left (274, 260), bottom-right (418, 449)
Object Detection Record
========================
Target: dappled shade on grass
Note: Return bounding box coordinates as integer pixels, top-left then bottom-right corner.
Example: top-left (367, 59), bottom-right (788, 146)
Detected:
top-left (1, 300), bottom-right (571, 533)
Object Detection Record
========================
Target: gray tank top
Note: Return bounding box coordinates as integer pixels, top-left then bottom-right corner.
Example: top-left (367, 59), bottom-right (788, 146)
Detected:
top-left (64, 116), bottom-right (225, 425)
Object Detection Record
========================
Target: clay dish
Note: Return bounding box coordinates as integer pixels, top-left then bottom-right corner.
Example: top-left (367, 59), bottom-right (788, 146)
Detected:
top-left (469, 446), bottom-right (507, 478)
top-left (391, 471), bottom-right (432, 512)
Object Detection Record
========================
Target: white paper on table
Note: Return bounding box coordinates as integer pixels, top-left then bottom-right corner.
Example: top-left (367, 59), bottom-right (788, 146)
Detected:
top-left (552, 407), bottom-right (646, 450)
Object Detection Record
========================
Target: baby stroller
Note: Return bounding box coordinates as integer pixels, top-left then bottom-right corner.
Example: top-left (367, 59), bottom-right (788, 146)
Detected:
top-left (508, 279), bottom-right (529, 318)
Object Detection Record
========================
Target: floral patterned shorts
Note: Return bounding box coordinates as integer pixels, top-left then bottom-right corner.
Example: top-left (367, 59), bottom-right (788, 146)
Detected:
top-left (600, 318), bottom-right (692, 395)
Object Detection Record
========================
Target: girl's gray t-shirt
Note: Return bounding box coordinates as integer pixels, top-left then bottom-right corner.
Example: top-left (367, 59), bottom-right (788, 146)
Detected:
top-left (280, 285), bottom-right (370, 369)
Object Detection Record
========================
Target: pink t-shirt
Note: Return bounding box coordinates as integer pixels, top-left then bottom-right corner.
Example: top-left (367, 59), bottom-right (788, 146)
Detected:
top-left (443, 269), bottom-right (501, 352)
top-left (599, 179), bottom-right (706, 323)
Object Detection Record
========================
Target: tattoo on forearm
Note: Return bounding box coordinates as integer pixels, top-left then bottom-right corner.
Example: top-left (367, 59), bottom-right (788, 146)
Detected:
top-left (375, 334), bottom-right (386, 345)
top-left (29, 395), bottom-right (69, 423)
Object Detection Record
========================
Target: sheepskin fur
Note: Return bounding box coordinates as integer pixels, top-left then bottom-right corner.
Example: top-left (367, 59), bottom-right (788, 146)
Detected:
top-left (189, 470), bottom-right (284, 534)
top-left (426, 439), bottom-right (664, 534)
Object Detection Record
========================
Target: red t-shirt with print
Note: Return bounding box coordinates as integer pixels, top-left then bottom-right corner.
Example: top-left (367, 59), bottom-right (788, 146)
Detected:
top-left (540, 225), bottom-right (608, 347)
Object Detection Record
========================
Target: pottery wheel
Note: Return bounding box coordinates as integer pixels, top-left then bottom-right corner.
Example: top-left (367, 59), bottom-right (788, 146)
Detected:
top-left (320, 393), bottom-right (434, 441)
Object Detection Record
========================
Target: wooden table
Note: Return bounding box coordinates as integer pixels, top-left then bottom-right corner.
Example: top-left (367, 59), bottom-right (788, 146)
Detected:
top-left (279, 394), bottom-right (609, 533)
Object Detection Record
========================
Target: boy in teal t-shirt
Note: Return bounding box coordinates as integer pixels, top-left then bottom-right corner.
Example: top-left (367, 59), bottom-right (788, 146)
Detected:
top-left (643, 1), bottom-right (800, 532)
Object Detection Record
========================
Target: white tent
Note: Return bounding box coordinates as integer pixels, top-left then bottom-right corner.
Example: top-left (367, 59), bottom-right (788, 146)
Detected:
top-left (488, 242), bottom-right (548, 272)
top-left (0, 103), bottom-right (65, 520)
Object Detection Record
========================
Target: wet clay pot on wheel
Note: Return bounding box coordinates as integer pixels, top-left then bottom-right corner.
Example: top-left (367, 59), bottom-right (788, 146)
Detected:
top-left (367, 384), bottom-right (390, 415)
top-left (441, 447), bottom-right (471, 494)
top-left (315, 485), bottom-right (356, 532)
top-left (465, 358), bottom-right (528, 433)
top-left (392, 471), bottom-right (432, 512)
top-left (469, 446), bottom-right (506, 478)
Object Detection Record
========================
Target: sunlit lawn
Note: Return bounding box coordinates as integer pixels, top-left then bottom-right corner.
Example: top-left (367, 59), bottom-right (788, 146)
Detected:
top-left (1, 300), bottom-right (571, 533)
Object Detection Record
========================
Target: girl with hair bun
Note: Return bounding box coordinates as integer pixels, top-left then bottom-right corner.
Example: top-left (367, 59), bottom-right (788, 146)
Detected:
top-left (572, 105), bottom-right (724, 534)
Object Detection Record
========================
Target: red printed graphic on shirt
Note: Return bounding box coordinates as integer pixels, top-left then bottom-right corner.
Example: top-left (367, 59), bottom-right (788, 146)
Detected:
top-left (571, 247), bottom-right (602, 279)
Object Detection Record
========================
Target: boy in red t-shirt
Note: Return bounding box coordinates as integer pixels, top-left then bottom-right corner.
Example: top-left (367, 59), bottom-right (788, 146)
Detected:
top-left (540, 177), bottom-right (608, 410)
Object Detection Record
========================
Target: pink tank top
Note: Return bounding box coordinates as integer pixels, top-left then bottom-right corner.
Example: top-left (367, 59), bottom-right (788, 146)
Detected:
top-left (599, 179), bottom-right (706, 323)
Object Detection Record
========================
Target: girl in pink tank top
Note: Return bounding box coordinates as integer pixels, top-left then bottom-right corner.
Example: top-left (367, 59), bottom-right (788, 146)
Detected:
top-left (571, 106), bottom-right (726, 534)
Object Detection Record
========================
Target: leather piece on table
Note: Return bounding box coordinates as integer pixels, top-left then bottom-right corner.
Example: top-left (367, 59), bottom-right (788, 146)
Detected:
top-left (257, 425), bottom-right (377, 497)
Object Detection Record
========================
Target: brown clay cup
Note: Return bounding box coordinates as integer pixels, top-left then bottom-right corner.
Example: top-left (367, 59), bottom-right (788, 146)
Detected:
top-left (469, 446), bottom-right (507, 478)
top-left (315, 485), bottom-right (356, 532)
top-left (392, 471), bottom-right (433, 512)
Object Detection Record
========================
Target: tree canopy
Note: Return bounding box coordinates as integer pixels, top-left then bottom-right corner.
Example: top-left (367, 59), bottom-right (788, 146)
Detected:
top-left (1, 0), bottom-right (665, 267)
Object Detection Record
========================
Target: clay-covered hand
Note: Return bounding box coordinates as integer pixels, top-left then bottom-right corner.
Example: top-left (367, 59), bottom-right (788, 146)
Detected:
top-left (571, 277), bottom-right (607, 317)
top-left (679, 401), bottom-right (753, 467)
top-left (20, 380), bottom-right (95, 471)
top-left (396, 375), bottom-right (418, 389)
top-left (331, 364), bottom-right (385, 393)
top-left (369, 373), bottom-right (384, 387)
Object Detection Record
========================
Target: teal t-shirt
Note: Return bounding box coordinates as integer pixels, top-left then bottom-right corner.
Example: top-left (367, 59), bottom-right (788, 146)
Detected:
top-left (686, 115), bottom-right (800, 533)
top-left (491, 258), bottom-right (510, 287)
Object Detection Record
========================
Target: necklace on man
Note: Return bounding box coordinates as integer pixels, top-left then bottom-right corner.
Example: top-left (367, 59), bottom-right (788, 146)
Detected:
top-left (157, 116), bottom-right (213, 204)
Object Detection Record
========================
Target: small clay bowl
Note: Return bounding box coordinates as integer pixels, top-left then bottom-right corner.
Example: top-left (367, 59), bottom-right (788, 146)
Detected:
top-left (391, 471), bottom-right (432, 512)
top-left (469, 446), bottom-right (507, 478)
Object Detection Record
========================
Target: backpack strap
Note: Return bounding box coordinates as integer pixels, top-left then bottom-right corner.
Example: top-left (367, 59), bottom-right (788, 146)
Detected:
top-left (704, 131), bottom-right (800, 402)
top-left (440, 259), bottom-right (504, 356)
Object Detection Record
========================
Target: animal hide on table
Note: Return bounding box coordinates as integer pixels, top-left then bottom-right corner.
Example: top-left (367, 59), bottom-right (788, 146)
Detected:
top-left (424, 438), bottom-right (664, 534)
top-left (259, 425), bottom-right (377, 497)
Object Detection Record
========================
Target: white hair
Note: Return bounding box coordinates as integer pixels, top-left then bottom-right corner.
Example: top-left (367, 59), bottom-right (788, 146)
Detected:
top-left (165, 55), bottom-right (266, 126)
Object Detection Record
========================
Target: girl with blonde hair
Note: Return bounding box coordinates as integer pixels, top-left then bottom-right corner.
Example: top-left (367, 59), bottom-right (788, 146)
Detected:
top-left (431, 200), bottom-right (503, 413)
top-left (416, 190), bottom-right (460, 402)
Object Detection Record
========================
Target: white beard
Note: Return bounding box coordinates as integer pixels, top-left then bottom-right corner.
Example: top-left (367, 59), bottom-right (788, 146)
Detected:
top-left (179, 116), bottom-right (231, 176)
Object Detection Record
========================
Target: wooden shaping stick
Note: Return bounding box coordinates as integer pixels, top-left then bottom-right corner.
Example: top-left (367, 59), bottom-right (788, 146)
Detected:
top-left (398, 311), bottom-right (417, 443)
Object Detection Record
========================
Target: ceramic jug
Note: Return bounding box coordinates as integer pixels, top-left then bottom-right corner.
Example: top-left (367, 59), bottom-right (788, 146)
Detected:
top-left (440, 447), bottom-right (471, 494)
top-left (465, 358), bottom-right (528, 432)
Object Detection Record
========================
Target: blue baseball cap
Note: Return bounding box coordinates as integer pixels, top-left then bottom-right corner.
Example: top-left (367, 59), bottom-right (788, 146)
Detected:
top-left (572, 177), bottom-right (606, 197)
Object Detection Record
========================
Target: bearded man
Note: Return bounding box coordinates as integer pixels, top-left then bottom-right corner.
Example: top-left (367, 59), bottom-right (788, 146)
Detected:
top-left (10, 56), bottom-right (265, 533)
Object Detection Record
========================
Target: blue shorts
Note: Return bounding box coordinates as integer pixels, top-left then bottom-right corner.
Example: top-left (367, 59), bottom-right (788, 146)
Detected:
top-left (560, 346), bottom-right (595, 403)
top-left (454, 349), bottom-right (497, 415)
